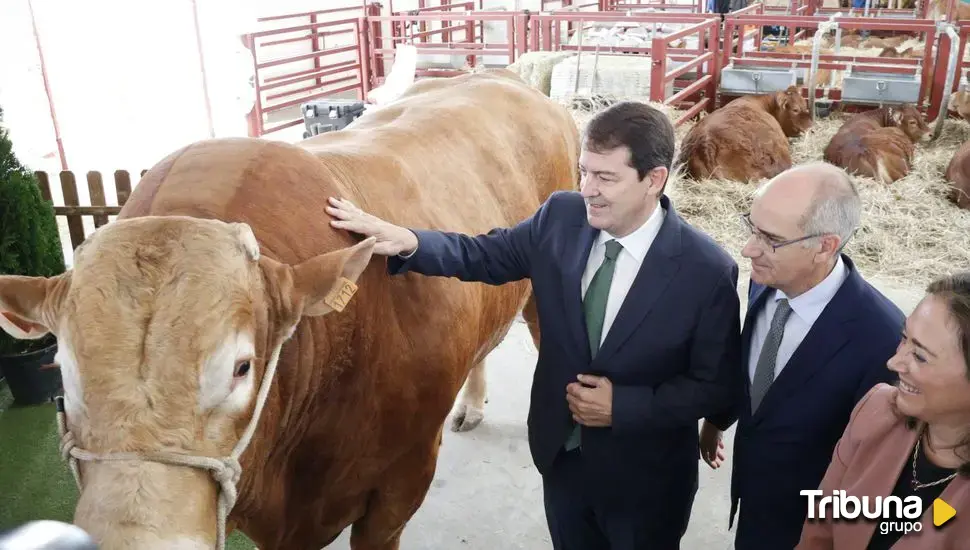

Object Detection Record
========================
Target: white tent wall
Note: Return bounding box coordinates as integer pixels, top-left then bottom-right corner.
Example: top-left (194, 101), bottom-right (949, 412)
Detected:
top-left (0, 0), bottom-right (262, 177)
top-left (0, 0), bottom-right (366, 265)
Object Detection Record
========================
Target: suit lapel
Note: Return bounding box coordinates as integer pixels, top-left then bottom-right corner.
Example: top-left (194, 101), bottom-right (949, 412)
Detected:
top-left (750, 261), bottom-right (863, 424)
top-left (739, 284), bottom-right (770, 411)
top-left (743, 284), bottom-right (770, 371)
top-left (562, 221), bottom-right (598, 362)
top-left (594, 199), bottom-right (683, 365)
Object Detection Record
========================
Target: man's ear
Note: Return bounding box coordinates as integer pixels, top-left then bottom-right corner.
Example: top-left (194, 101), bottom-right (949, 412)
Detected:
top-left (0, 272), bottom-right (71, 340)
top-left (645, 166), bottom-right (668, 196)
top-left (292, 237), bottom-right (377, 317)
top-left (814, 234), bottom-right (843, 262)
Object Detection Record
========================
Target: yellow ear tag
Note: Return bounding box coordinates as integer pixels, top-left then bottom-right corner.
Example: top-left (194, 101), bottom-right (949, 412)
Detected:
top-left (323, 277), bottom-right (359, 312)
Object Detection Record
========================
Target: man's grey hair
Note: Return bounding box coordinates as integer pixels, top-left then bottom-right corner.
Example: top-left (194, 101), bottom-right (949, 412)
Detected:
top-left (797, 162), bottom-right (861, 247)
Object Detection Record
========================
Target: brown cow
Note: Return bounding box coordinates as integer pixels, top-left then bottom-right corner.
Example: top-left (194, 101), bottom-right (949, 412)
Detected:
top-left (862, 35), bottom-right (915, 49)
top-left (928, 0), bottom-right (970, 19)
top-left (945, 140), bottom-right (970, 210)
top-left (0, 69), bottom-right (578, 550)
top-left (822, 105), bottom-right (930, 184)
top-left (949, 90), bottom-right (970, 121)
top-left (676, 86), bottom-right (813, 182)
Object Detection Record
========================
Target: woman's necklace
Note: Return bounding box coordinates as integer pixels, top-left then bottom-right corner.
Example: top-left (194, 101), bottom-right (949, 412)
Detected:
top-left (911, 429), bottom-right (959, 491)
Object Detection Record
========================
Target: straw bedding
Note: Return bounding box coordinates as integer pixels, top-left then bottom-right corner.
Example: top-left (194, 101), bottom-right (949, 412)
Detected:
top-left (561, 93), bottom-right (970, 290)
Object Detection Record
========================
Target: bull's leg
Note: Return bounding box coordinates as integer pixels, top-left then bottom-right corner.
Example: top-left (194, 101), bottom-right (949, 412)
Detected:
top-left (451, 360), bottom-right (487, 432)
top-left (349, 433), bottom-right (441, 550)
top-left (522, 289), bottom-right (540, 350)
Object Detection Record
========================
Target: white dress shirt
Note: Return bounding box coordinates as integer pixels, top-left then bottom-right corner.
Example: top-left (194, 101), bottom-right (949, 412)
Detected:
top-left (581, 204), bottom-right (666, 346)
top-left (747, 255), bottom-right (849, 383)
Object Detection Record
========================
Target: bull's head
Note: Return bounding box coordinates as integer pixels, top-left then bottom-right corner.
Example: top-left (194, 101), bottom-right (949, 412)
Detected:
top-left (775, 86), bottom-right (813, 138)
top-left (0, 216), bottom-right (376, 550)
top-left (890, 104), bottom-right (930, 143)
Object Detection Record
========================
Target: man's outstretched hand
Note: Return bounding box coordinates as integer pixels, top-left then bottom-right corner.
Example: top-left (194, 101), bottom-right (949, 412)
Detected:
top-left (326, 197), bottom-right (419, 256)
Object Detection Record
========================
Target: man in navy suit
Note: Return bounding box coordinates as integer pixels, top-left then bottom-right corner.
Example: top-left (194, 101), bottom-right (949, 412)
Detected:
top-left (700, 162), bottom-right (903, 550)
top-left (327, 102), bottom-right (742, 549)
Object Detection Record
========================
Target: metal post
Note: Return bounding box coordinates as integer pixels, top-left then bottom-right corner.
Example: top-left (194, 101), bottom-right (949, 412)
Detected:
top-left (26, 0), bottom-right (67, 170)
top-left (809, 17), bottom-right (838, 118)
top-left (190, 0), bottom-right (215, 139)
top-left (932, 22), bottom-right (960, 140)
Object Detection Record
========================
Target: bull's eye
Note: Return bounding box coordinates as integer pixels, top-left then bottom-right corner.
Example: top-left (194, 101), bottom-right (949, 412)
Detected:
top-left (234, 360), bottom-right (251, 378)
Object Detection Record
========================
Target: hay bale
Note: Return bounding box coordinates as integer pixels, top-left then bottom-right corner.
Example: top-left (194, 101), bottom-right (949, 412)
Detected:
top-left (549, 54), bottom-right (675, 102)
top-left (506, 51), bottom-right (576, 96)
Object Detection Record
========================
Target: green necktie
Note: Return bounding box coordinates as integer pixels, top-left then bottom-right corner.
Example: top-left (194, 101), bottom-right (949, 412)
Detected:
top-left (565, 239), bottom-right (623, 451)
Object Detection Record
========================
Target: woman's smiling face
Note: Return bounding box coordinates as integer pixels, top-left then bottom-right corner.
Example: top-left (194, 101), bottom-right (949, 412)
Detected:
top-left (888, 294), bottom-right (970, 425)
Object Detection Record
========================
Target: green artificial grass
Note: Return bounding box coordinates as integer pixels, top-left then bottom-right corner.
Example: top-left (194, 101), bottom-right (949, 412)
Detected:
top-left (0, 388), bottom-right (254, 548)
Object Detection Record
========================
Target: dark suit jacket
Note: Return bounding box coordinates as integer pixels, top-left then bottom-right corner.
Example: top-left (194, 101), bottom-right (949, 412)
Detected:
top-left (387, 191), bottom-right (742, 504)
top-left (709, 255), bottom-right (904, 550)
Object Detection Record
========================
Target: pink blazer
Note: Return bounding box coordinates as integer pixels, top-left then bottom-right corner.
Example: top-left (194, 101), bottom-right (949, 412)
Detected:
top-left (796, 383), bottom-right (970, 549)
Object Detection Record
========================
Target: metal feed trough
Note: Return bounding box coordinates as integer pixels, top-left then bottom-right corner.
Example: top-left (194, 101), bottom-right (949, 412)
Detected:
top-left (720, 65), bottom-right (799, 94)
top-left (839, 68), bottom-right (922, 105)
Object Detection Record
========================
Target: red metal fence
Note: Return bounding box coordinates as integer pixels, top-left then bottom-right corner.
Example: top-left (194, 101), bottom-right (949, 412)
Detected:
top-left (246, 4), bottom-right (371, 137)
top-left (243, 1), bottom-right (970, 137)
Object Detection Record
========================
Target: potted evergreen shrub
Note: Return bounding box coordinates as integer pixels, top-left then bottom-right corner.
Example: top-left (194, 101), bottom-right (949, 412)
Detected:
top-left (0, 105), bottom-right (66, 406)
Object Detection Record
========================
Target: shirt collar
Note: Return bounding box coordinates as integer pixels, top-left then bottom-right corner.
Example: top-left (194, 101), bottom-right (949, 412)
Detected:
top-left (595, 203), bottom-right (666, 263)
top-left (772, 255), bottom-right (848, 325)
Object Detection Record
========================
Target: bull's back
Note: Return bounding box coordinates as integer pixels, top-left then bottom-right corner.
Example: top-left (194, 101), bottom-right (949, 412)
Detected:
top-left (679, 102), bottom-right (791, 181)
top-left (301, 70), bottom-right (578, 232)
top-left (123, 71), bottom-right (577, 270)
top-left (825, 120), bottom-right (911, 183)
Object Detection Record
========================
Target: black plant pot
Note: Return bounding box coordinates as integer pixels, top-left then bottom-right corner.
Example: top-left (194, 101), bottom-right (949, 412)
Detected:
top-left (0, 339), bottom-right (61, 406)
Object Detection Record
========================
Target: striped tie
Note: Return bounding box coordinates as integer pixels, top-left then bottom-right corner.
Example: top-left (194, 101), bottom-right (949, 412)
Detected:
top-left (750, 298), bottom-right (792, 413)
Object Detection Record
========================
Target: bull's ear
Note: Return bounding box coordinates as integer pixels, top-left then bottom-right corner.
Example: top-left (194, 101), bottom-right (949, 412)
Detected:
top-left (777, 90), bottom-right (790, 109)
top-left (0, 273), bottom-right (71, 340)
top-left (292, 237), bottom-right (377, 316)
top-left (890, 108), bottom-right (902, 125)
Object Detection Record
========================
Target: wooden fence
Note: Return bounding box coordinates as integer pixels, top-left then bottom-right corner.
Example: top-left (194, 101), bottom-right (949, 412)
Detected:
top-left (35, 169), bottom-right (146, 254)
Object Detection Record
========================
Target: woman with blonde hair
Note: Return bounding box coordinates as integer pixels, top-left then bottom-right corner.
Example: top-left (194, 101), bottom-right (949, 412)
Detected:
top-left (796, 272), bottom-right (970, 549)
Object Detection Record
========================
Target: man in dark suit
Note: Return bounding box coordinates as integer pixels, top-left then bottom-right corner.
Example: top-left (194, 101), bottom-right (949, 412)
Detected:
top-left (327, 102), bottom-right (742, 549)
top-left (700, 161), bottom-right (904, 550)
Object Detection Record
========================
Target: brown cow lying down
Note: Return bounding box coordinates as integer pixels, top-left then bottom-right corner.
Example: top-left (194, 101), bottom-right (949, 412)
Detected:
top-left (0, 69), bottom-right (577, 550)
top-left (945, 140), bottom-right (970, 210)
top-left (676, 86), bottom-right (813, 182)
top-left (823, 105), bottom-right (929, 184)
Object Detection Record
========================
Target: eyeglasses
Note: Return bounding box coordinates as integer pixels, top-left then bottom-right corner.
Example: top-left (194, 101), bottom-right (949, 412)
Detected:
top-left (739, 213), bottom-right (823, 252)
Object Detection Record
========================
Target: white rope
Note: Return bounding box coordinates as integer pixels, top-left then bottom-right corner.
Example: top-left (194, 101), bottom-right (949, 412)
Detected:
top-left (56, 341), bottom-right (284, 549)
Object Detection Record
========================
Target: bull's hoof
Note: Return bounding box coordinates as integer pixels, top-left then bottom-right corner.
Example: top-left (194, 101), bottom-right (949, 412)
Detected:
top-left (451, 404), bottom-right (485, 432)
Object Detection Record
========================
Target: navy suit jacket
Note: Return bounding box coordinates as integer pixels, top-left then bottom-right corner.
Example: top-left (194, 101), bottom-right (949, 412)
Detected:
top-left (387, 191), bottom-right (742, 500)
top-left (708, 255), bottom-right (903, 550)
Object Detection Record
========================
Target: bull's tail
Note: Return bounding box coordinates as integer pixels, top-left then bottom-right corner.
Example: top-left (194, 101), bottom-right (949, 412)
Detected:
top-left (849, 153), bottom-right (880, 182)
top-left (677, 130), bottom-right (718, 180)
top-left (852, 150), bottom-right (908, 184)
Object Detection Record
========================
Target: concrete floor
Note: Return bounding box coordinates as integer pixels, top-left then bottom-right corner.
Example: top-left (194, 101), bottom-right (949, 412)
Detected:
top-left (324, 277), bottom-right (925, 550)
